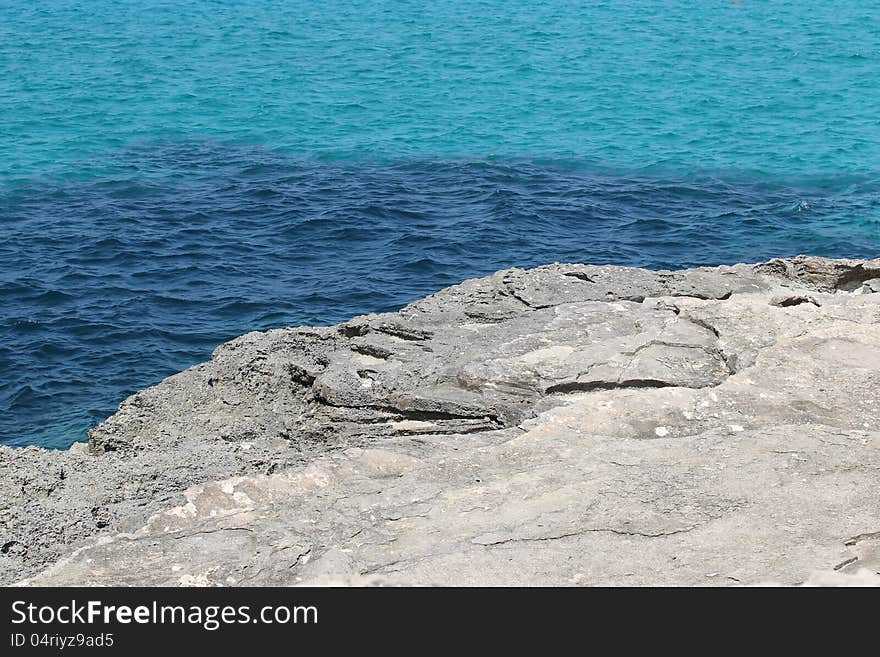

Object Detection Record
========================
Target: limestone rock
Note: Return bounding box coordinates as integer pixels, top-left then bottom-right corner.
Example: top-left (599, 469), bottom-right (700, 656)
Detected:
top-left (3, 255), bottom-right (880, 586)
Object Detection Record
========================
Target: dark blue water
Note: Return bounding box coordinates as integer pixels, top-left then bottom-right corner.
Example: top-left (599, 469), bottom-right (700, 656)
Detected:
top-left (3, 143), bottom-right (879, 447)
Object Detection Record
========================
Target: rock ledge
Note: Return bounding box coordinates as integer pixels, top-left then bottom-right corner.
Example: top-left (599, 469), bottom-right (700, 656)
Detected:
top-left (2, 256), bottom-right (879, 586)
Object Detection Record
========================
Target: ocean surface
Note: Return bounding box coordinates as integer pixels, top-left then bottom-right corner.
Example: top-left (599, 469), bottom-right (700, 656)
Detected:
top-left (1, 1), bottom-right (878, 448)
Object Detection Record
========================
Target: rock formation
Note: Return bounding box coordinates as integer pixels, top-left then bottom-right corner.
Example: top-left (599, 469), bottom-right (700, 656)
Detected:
top-left (2, 255), bottom-right (879, 586)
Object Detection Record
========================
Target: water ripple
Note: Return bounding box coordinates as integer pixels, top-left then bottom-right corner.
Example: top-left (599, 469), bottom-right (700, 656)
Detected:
top-left (1, 143), bottom-right (879, 447)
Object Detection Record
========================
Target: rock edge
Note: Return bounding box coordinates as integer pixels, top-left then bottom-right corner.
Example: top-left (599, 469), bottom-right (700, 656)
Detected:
top-left (2, 255), bottom-right (880, 586)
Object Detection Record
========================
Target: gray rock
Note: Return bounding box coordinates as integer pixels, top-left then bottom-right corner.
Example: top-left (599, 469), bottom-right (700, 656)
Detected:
top-left (3, 255), bottom-right (880, 586)
top-left (769, 294), bottom-right (820, 308)
top-left (855, 278), bottom-right (880, 295)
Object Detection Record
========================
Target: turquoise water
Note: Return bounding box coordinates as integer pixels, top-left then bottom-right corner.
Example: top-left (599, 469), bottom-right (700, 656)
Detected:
top-left (3, 0), bottom-right (880, 176)
top-left (1, 0), bottom-right (879, 447)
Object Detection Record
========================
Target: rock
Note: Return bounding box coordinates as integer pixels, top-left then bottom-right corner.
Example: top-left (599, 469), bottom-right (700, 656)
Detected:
top-left (3, 255), bottom-right (880, 586)
top-left (855, 278), bottom-right (880, 295)
top-left (754, 256), bottom-right (880, 292)
top-left (769, 294), bottom-right (820, 308)
top-left (758, 569), bottom-right (880, 587)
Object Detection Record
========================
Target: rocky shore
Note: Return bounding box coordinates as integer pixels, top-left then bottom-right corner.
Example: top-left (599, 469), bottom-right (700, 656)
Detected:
top-left (2, 255), bottom-right (880, 586)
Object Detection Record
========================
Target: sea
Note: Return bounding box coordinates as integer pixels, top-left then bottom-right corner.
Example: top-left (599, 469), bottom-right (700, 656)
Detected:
top-left (1, 0), bottom-right (878, 448)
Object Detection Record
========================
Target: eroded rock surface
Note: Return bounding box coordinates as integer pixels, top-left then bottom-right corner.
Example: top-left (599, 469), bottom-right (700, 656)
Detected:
top-left (3, 255), bottom-right (880, 586)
